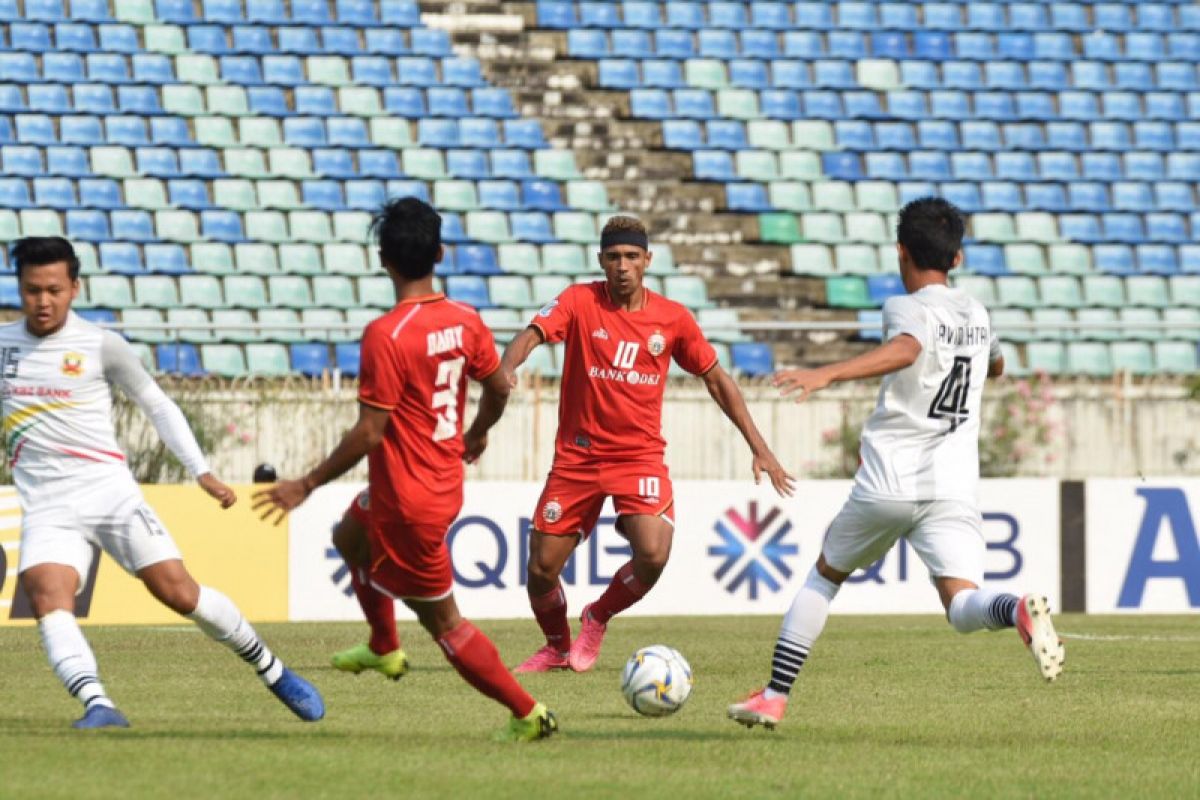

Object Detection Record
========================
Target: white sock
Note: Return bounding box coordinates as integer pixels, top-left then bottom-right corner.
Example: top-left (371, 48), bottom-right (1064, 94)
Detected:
top-left (187, 586), bottom-right (284, 685)
top-left (764, 566), bottom-right (841, 699)
top-left (39, 609), bottom-right (114, 710)
top-left (947, 588), bottom-right (1019, 634)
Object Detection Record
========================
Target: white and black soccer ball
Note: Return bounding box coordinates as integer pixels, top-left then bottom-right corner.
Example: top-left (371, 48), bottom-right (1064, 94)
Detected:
top-left (620, 645), bottom-right (693, 717)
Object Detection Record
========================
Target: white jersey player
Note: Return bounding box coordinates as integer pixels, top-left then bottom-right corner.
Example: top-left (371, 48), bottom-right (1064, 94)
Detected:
top-left (729, 199), bottom-right (1065, 731)
top-left (9, 237), bottom-right (323, 729)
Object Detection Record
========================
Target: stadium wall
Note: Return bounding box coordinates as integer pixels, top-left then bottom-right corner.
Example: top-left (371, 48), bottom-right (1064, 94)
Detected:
top-left (112, 378), bottom-right (1200, 483)
top-left (2, 479), bottom-right (1198, 625)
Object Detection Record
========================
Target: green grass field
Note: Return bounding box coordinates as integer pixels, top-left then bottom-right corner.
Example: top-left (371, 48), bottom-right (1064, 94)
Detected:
top-left (2, 615), bottom-right (1197, 799)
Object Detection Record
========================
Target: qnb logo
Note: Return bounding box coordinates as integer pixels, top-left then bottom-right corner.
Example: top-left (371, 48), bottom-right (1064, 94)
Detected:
top-left (708, 502), bottom-right (797, 599)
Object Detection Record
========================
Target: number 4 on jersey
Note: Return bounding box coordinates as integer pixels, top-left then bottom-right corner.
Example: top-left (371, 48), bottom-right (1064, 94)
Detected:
top-left (928, 356), bottom-right (971, 432)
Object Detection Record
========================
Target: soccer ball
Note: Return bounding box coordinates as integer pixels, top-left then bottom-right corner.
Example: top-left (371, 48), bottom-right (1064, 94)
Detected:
top-left (620, 645), bottom-right (693, 717)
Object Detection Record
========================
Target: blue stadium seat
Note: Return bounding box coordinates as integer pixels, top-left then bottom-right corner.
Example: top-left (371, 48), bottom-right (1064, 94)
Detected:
top-left (358, 149), bottom-right (401, 178)
top-left (726, 183), bottom-right (771, 212)
top-left (168, 180), bottom-right (211, 210)
top-left (731, 342), bottom-right (774, 376)
top-left (964, 244), bottom-right (1007, 275)
top-left (1138, 245), bottom-right (1178, 275)
top-left (867, 274), bottom-right (905, 304)
top-left (345, 180), bottom-right (384, 211)
top-left (312, 149), bottom-right (355, 179)
top-left (99, 242), bottom-right (143, 274)
top-left (827, 31), bottom-right (866, 60)
top-left (446, 149), bottom-right (489, 179)
top-left (445, 275), bottom-right (490, 308)
top-left (74, 84), bottom-right (114, 114)
top-left (663, 120), bottom-right (703, 150)
top-left (189, 24), bottom-right (229, 54)
top-left (537, 1), bottom-right (576, 27)
top-left (866, 152), bottom-right (907, 180)
top-left (822, 152), bottom-right (862, 180)
top-left (33, 177), bottom-right (74, 208)
top-left (79, 178), bottom-right (121, 209)
top-left (71, 0), bottom-right (111, 21)
top-left (522, 180), bottom-right (565, 211)
top-left (118, 85), bottom-right (162, 114)
top-left (698, 29), bottom-right (737, 59)
top-left (179, 149), bottom-right (223, 178)
top-left (876, 122), bottom-right (916, 151)
top-left (156, 344), bottom-right (203, 376)
top-left (290, 343), bottom-right (331, 376)
top-left (457, 244), bottom-right (501, 274)
top-left (761, 90), bottom-right (802, 120)
top-left (386, 179), bottom-right (429, 203)
top-left (276, 27), bottom-right (320, 55)
top-left (1068, 183), bottom-right (1110, 213)
top-left (201, 210), bottom-right (245, 242)
top-left (47, 146), bottom-right (89, 178)
top-left (382, 87), bottom-right (425, 117)
top-left (132, 54), bottom-right (175, 84)
top-left (111, 210), bottom-right (155, 242)
top-left (912, 31), bottom-right (951, 60)
top-left (641, 59), bottom-right (683, 88)
top-left (783, 31), bottom-right (823, 59)
top-left (491, 150), bottom-right (531, 179)
top-left (0, 178), bottom-right (29, 208)
top-left (380, 0), bottom-right (420, 26)
top-left (694, 150), bottom-right (736, 181)
top-left (334, 342), bottom-right (360, 376)
top-left (941, 182), bottom-right (982, 213)
top-left (704, 121), bottom-right (747, 151)
top-left (302, 180), bottom-right (345, 211)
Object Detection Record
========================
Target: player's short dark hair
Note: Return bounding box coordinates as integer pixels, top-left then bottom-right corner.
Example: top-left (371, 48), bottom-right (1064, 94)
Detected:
top-left (896, 197), bottom-right (965, 273)
top-left (601, 215), bottom-right (648, 239)
top-left (10, 236), bottom-right (81, 281)
top-left (370, 196), bottom-right (441, 280)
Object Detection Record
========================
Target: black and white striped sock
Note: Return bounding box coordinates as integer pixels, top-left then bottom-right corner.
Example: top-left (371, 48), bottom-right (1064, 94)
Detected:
top-left (986, 593), bottom-right (1019, 629)
top-left (766, 633), bottom-right (810, 696)
top-left (188, 586), bottom-right (285, 686)
top-left (39, 610), bottom-right (115, 711)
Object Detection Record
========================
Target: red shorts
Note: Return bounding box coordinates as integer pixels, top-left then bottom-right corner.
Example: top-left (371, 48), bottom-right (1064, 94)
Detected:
top-left (367, 514), bottom-right (456, 601)
top-left (345, 489), bottom-right (370, 528)
top-left (533, 461), bottom-right (674, 537)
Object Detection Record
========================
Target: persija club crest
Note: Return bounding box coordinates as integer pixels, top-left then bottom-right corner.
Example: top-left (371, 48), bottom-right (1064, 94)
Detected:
top-left (542, 500), bottom-right (563, 523)
top-left (708, 502), bottom-right (798, 599)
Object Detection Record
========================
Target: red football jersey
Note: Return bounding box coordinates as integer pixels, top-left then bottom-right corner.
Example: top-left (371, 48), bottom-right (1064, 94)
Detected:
top-left (531, 281), bottom-right (717, 465)
top-left (359, 294), bottom-right (499, 522)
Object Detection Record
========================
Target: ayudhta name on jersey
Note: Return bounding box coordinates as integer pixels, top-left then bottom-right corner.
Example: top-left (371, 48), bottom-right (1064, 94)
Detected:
top-left (587, 366), bottom-right (663, 386)
top-left (936, 324), bottom-right (991, 346)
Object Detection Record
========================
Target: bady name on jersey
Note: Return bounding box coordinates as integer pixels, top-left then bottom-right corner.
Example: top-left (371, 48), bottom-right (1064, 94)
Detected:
top-left (587, 365), bottom-right (662, 386)
top-left (936, 324), bottom-right (990, 347)
top-left (427, 325), bottom-right (464, 357)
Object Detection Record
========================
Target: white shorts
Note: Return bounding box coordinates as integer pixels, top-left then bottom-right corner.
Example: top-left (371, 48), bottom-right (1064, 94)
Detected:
top-left (822, 495), bottom-right (984, 585)
top-left (17, 475), bottom-right (181, 590)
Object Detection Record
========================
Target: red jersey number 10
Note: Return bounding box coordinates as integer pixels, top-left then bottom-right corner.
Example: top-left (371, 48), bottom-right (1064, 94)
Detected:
top-left (431, 356), bottom-right (465, 442)
top-left (613, 341), bottom-right (639, 369)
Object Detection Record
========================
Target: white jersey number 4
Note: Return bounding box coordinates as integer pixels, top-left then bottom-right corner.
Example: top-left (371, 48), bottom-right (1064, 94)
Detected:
top-left (431, 356), bottom-right (465, 442)
top-left (927, 356), bottom-right (972, 433)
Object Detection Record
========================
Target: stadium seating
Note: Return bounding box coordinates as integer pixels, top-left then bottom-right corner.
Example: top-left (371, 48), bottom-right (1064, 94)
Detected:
top-left (0, 2), bottom-right (1196, 376)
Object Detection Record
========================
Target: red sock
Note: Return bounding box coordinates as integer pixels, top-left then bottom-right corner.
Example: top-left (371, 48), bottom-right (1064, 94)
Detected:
top-left (530, 583), bottom-right (571, 652)
top-left (589, 562), bottom-right (651, 624)
top-left (438, 620), bottom-right (537, 718)
top-left (350, 566), bottom-right (399, 655)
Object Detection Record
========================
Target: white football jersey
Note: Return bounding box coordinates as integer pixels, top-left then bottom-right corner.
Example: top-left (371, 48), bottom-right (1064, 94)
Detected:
top-left (854, 284), bottom-right (1001, 504)
top-left (0, 312), bottom-right (206, 504)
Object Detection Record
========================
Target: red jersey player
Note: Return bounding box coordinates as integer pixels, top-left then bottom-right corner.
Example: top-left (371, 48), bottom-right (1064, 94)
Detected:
top-left (254, 198), bottom-right (558, 742)
top-left (501, 216), bottom-right (796, 674)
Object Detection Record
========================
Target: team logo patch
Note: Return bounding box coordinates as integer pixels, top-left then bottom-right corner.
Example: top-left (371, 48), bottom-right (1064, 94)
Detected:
top-left (61, 352), bottom-right (85, 377)
top-left (592, 327), bottom-right (609, 340)
top-left (647, 332), bottom-right (666, 357)
top-left (707, 502), bottom-right (798, 599)
top-left (627, 370), bottom-right (642, 385)
top-left (355, 491), bottom-right (370, 511)
top-left (542, 500), bottom-right (563, 523)
top-left (538, 299), bottom-right (559, 318)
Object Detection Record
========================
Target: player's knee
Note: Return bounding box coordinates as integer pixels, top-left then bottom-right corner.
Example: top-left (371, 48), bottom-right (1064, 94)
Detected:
top-left (633, 548), bottom-right (669, 580)
top-left (145, 573), bottom-right (200, 615)
top-left (526, 556), bottom-right (563, 587)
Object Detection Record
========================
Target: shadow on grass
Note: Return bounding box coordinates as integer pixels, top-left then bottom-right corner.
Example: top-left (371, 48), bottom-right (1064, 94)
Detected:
top-left (563, 728), bottom-right (752, 742)
top-left (0, 718), bottom-right (359, 741)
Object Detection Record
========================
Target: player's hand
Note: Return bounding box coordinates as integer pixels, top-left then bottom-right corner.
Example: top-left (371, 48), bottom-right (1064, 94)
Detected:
top-left (463, 428), bottom-right (488, 464)
top-left (503, 365), bottom-right (519, 391)
top-left (773, 368), bottom-right (831, 403)
top-left (251, 479), bottom-right (311, 526)
top-left (198, 473), bottom-right (237, 509)
top-left (752, 451), bottom-right (796, 497)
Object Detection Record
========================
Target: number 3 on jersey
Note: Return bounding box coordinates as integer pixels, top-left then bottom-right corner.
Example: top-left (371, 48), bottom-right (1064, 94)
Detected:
top-left (431, 356), bottom-right (465, 441)
top-left (928, 356), bottom-right (971, 432)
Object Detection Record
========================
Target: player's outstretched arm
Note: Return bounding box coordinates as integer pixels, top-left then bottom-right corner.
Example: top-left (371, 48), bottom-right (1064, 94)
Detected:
top-left (700, 365), bottom-right (796, 497)
top-left (774, 335), bottom-right (922, 403)
top-left (100, 331), bottom-right (235, 507)
top-left (251, 403), bottom-right (391, 524)
top-left (463, 366), bottom-right (512, 464)
top-left (499, 326), bottom-right (544, 389)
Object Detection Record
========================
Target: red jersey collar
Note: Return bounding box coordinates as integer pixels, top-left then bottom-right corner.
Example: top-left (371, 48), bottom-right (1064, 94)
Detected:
top-left (395, 292), bottom-right (446, 307)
